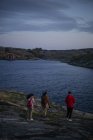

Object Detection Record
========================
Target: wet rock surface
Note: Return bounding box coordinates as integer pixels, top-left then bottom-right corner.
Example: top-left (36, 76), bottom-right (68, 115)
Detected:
top-left (0, 102), bottom-right (93, 140)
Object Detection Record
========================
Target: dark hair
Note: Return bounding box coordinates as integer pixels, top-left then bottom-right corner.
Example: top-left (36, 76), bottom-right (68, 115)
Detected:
top-left (42, 90), bottom-right (47, 96)
top-left (68, 91), bottom-right (71, 94)
top-left (26, 93), bottom-right (34, 99)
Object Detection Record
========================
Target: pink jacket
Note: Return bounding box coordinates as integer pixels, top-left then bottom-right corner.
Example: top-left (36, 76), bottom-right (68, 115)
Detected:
top-left (27, 97), bottom-right (35, 109)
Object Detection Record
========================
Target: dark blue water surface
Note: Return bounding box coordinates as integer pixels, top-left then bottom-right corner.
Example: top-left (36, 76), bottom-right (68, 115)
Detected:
top-left (0, 60), bottom-right (93, 113)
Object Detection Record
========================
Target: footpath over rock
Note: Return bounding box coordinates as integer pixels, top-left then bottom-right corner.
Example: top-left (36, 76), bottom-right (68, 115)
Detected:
top-left (0, 91), bottom-right (93, 140)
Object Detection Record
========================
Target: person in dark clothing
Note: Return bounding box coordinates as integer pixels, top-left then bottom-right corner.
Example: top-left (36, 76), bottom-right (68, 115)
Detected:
top-left (65, 91), bottom-right (75, 121)
top-left (41, 90), bottom-right (50, 117)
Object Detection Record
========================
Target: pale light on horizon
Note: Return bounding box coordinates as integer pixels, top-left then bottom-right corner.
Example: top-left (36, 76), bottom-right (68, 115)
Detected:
top-left (0, 31), bottom-right (93, 50)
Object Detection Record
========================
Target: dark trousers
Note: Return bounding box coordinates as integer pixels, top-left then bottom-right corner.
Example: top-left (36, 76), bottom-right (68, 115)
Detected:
top-left (66, 107), bottom-right (73, 119)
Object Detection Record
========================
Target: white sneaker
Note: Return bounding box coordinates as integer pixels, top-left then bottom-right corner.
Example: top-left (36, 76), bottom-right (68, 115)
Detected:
top-left (30, 118), bottom-right (34, 121)
top-left (68, 119), bottom-right (72, 121)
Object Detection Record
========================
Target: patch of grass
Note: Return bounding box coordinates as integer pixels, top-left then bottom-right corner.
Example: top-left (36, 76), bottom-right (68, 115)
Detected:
top-left (0, 91), bottom-right (66, 124)
top-left (0, 91), bottom-right (26, 107)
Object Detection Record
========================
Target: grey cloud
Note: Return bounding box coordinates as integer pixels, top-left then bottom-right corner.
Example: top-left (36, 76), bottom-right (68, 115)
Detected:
top-left (66, 0), bottom-right (93, 4)
top-left (0, 17), bottom-right (77, 33)
top-left (78, 21), bottom-right (93, 33)
top-left (77, 0), bottom-right (93, 3)
top-left (0, 0), bottom-right (69, 20)
top-left (0, 0), bottom-right (68, 13)
top-left (0, 0), bottom-right (93, 33)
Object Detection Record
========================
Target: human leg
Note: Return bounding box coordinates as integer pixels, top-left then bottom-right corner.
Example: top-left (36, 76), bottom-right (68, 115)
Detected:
top-left (42, 107), bottom-right (47, 117)
top-left (66, 107), bottom-right (70, 118)
top-left (27, 108), bottom-right (33, 120)
top-left (68, 108), bottom-right (73, 119)
top-left (67, 108), bottom-right (73, 121)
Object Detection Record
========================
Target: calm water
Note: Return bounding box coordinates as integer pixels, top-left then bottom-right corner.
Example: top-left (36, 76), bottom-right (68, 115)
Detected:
top-left (0, 60), bottom-right (93, 113)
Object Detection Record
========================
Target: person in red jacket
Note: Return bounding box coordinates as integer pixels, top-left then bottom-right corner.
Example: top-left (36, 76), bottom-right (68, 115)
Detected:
top-left (65, 91), bottom-right (75, 121)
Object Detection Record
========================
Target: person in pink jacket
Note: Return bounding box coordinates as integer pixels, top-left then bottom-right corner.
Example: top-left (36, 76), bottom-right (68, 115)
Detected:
top-left (27, 94), bottom-right (35, 121)
top-left (65, 91), bottom-right (75, 121)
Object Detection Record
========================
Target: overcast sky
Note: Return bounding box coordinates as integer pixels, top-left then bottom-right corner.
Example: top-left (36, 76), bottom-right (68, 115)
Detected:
top-left (0, 0), bottom-right (93, 50)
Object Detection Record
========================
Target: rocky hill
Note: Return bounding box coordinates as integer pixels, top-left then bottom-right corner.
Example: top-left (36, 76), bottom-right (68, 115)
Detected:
top-left (43, 49), bottom-right (93, 69)
top-left (0, 46), bottom-right (93, 69)
top-left (0, 91), bottom-right (93, 140)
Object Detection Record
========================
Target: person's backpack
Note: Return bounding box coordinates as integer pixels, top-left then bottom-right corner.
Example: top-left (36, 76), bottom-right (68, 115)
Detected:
top-left (27, 98), bottom-right (32, 108)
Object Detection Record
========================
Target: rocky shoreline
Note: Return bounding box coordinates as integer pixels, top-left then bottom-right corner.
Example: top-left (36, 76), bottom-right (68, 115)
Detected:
top-left (0, 47), bottom-right (93, 69)
top-left (0, 91), bottom-right (93, 140)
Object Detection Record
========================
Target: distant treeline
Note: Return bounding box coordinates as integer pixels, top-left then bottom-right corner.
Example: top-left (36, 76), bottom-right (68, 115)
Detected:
top-left (0, 46), bottom-right (44, 60)
top-left (0, 46), bottom-right (93, 68)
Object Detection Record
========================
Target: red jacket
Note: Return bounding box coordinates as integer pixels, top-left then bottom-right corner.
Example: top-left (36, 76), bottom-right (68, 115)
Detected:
top-left (65, 94), bottom-right (75, 108)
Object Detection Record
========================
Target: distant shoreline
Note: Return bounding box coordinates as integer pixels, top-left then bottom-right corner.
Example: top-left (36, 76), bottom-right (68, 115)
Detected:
top-left (0, 59), bottom-right (93, 70)
top-left (0, 47), bottom-right (93, 69)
